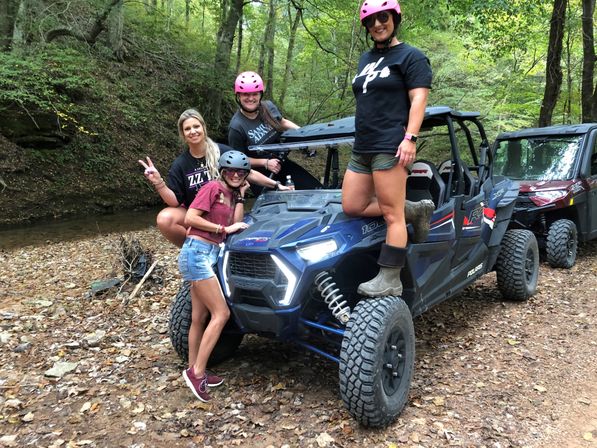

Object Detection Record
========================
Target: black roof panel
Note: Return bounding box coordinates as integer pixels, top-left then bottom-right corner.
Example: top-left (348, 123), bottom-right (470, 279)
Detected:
top-left (496, 123), bottom-right (597, 140)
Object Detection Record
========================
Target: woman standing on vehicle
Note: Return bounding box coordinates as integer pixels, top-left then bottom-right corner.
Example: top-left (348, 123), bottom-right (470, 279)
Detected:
top-left (228, 71), bottom-right (321, 192)
top-left (139, 108), bottom-right (287, 247)
top-left (179, 150), bottom-right (250, 402)
top-left (342, 0), bottom-right (433, 297)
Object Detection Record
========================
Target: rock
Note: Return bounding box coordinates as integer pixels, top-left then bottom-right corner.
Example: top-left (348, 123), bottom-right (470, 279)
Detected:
top-left (0, 435), bottom-right (18, 447)
top-left (0, 332), bottom-right (11, 344)
top-left (12, 342), bottom-right (31, 353)
top-left (44, 361), bottom-right (79, 378)
top-left (25, 299), bottom-right (53, 308)
top-left (90, 278), bottom-right (121, 296)
top-left (4, 399), bottom-right (23, 410)
top-left (85, 330), bottom-right (106, 347)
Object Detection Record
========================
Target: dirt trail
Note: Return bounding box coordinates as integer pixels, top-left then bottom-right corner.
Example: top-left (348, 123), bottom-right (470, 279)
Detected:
top-left (0, 229), bottom-right (595, 447)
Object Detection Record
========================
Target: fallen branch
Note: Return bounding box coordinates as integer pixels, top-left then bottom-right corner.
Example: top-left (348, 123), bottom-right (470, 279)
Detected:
top-left (122, 259), bottom-right (158, 306)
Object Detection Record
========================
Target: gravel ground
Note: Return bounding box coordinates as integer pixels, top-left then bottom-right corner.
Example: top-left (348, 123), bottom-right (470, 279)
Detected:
top-left (0, 228), bottom-right (595, 448)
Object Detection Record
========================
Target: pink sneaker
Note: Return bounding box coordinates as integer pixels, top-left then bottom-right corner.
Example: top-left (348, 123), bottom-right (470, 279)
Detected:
top-left (182, 368), bottom-right (211, 402)
top-left (206, 371), bottom-right (224, 388)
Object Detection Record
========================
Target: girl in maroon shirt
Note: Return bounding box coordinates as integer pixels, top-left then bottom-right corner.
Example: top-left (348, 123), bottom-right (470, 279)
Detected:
top-left (178, 151), bottom-right (250, 402)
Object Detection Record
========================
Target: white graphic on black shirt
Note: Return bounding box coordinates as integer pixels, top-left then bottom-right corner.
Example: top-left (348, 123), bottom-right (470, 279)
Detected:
top-left (353, 57), bottom-right (385, 94)
top-left (187, 166), bottom-right (210, 190)
top-left (248, 123), bottom-right (273, 143)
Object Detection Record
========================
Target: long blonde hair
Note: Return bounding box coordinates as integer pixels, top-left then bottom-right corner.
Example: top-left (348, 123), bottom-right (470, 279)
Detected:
top-left (177, 109), bottom-right (220, 180)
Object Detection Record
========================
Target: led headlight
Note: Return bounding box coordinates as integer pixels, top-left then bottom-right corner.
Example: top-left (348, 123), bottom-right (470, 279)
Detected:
top-left (296, 239), bottom-right (338, 263)
top-left (529, 190), bottom-right (568, 206)
top-left (271, 255), bottom-right (297, 306)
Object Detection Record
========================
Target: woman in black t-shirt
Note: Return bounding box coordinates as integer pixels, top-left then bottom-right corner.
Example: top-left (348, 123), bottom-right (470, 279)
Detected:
top-left (342, 0), bottom-right (434, 297)
top-left (228, 71), bottom-right (322, 193)
top-left (139, 109), bottom-right (284, 247)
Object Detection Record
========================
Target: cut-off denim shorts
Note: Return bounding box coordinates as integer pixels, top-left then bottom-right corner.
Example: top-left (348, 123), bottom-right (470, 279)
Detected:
top-left (347, 152), bottom-right (412, 175)
top-left (178, 237), bottom-right (220, 282)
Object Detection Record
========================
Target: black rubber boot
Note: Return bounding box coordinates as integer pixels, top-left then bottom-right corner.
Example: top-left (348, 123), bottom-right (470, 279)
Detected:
top-left (405, 199), bottom-right (434, 243)
top-left (358, 243), bottom-right (407, 298)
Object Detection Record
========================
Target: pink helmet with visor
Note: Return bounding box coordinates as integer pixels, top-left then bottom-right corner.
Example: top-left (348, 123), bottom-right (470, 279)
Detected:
top-left (359, 0), bottom-right (401, 24)
top-left (234, 71), bottom-right (264, 94)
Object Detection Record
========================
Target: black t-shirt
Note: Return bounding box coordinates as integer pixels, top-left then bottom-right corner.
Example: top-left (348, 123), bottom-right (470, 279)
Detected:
top-left (352, 43), bottom-right (432, 154)
top-left (228, 100), bottom-right (283, 157)
top-left (166, 143), bottom-right (234, 208)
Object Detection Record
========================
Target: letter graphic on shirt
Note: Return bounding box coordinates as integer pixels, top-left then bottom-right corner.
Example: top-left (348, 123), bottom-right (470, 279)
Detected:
top-left (188, 166), bottom-right (210, 188)
top-left (247, 123), bottom-right (272, 144)
top-left (353, 58), bottom-right (386, 94)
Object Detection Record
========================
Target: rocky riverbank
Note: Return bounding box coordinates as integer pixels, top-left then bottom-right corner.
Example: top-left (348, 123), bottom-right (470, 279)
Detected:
top-left (0, 228), bottom-right (595, 447)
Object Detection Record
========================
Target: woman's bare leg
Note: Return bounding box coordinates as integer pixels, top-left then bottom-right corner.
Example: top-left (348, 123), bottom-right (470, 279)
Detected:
top-left (341, 170), bottom-right (382, 217)
top-left (373, 164), bottom-right (409, 247)
top-left (191, 277), bottom-right (230, 377)
top-left (187, 295), bottom-right (208, 369)
top-left (156, 207), bottom-right (187, 248)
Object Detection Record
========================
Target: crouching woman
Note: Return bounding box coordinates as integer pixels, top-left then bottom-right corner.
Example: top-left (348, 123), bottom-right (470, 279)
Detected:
top-left (179, 150), bottom-right (251, 402)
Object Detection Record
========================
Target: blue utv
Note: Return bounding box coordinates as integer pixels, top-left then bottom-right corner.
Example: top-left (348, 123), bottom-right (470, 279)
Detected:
top-left (169, 106), bottom-right (539, 427)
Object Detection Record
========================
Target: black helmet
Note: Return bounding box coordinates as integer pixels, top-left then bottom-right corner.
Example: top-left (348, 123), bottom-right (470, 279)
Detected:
top-left (218, 150), bottom-right (250, 171)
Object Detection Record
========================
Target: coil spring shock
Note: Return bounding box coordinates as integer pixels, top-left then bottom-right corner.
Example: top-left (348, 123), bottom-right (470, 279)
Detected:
top-left (314, 271), bottom-right (351, 324)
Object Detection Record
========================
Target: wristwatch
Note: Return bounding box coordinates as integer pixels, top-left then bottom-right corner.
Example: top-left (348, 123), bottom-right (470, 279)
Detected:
top-left (404, 133), bottom-right (418, 143)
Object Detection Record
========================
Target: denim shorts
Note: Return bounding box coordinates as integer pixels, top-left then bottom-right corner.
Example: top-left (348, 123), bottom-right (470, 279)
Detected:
top-left (347, 152), bottom-right (412, 175)
top-left (178, 238), bottom-right (220, 281)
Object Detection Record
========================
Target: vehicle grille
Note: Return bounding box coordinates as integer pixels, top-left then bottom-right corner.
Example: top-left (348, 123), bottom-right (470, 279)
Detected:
top-left (237, 289), bottom-right (270, 307)
top-left (515, 195), bottom-right (534, 209)
top-left (229, 252), bottom-right (278, 280)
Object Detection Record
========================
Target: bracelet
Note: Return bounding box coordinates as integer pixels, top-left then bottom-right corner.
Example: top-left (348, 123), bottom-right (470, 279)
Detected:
top-left (215, 224), bottom-right (221, 234)
top-left (274, 181), bottom-right (281, 190)
top-left (237, 197), bottom-right (246, 204)
top-left (152, 179), bottom-right (165, 188)
top-left (265, 159), bottom-right (269, 171)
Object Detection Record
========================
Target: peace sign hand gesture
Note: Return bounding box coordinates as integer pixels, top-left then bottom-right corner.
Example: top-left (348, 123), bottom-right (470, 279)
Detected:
top-left (138, 157), bottom-right (163, 185)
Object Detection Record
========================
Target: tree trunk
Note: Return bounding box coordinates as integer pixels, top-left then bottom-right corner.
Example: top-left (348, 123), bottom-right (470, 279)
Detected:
top-left (11, 0), bottom-right (38, 51)
top-left (209, 0), bottom-right (244, 128)
top-left (185, 0), bottom-right (190, 29)
top-left (0, 0), bottom-right (17, 51)
top-left (109, 0), bottom-right (125, 61)
top-left (264, 0), bottom-right (276, 99)
top-left (279, 5), bottom-right (301, 108)
top-left (46, 0), bottom-right (123, 45)
top-left (539, 0), bottom-right (567, 127)
top-left (235, 10), bottom-right (243, 75)
top-left (581, 0), bottom-right (596, 122)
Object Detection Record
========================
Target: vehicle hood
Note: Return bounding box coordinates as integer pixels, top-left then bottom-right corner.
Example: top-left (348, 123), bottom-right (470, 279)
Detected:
top-left (518, 179), bottom-right (575, 194)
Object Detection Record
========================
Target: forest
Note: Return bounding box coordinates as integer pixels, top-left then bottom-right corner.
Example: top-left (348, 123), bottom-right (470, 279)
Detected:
top-left (0, 0), bottom-right (595, 224)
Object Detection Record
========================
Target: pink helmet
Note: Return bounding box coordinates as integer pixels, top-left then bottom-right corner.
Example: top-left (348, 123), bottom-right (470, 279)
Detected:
top-left (359, 0), bottom-right (401, 24)
top-left (234, 71), bottom-right (264, 94)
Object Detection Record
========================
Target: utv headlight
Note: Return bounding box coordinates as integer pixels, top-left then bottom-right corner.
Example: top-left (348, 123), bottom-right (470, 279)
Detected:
top-left (530, 190), bottom-right (568, 206)
top-left (271, 255), bottom-right (297, 306)
top-left (296, 239), bottom-right (338, 263)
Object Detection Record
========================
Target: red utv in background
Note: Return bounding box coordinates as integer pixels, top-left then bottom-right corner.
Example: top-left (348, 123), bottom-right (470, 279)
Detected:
top-left (493, 123), bottom-right (597, 268)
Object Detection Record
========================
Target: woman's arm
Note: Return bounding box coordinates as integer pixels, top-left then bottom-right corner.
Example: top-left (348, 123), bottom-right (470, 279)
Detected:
top-left (184, 208), bottom-right (219, 233)
top-left (280, 118), bottom-right (300, 130)
top-left (395, 87), bottom-right (429, 167)
top-left (139, 156), bottom-right (180, 207)
top-left (247, 168), bottom-right (289, 189)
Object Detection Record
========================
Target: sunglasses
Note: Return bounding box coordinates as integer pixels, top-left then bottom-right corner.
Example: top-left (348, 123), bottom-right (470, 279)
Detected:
top-left (363, 11), bottom-right (391, 28)
top-left (223, 168), bottom-right (249, 177)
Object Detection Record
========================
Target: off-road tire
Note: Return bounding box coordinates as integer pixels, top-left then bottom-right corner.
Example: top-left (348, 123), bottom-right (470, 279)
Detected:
top-left (339, 296), bottom-right (415, 428)
top-left (496, 229), bottom-right (539, 301)
top-left (169, 282), bottom-right (244, 366)
top-left (546, 219), bottom-right (578, 268)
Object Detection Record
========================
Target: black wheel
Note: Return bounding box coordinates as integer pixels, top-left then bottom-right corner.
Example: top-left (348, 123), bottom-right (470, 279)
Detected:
top-left (495, 229), bottom-right (539, 301)
top-left (169, 281), bottom-right (244, 366)
top-left (546, 219), bottom-right (578, 268)
top-left (339, 296), bottom-right (415, 428)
